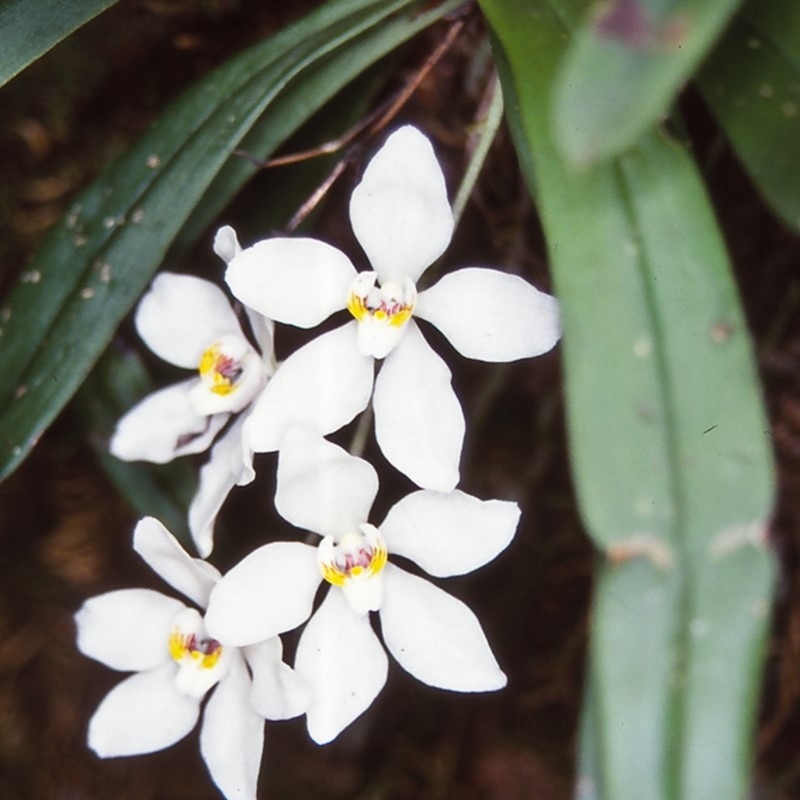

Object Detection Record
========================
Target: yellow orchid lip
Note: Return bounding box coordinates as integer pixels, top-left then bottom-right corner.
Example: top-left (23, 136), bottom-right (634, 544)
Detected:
top-left (169, 629), bottom-right (224, 671)
top-left (346, 273), bottom-right (416, 327)
top-left (198, 343), bottom-right (244, 396)
top-left (319, 526), bottom-right (388, 589)
top-left (346, 292), bottom-right (414, 327)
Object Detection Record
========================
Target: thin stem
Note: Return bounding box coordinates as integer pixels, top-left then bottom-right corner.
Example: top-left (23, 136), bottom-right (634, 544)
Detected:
top-left (348, 402), bottom-right (374, 459)
top-left (234, 15), bottom-right (466, 171)
top-left (451, 71), bottom-right (505, 228)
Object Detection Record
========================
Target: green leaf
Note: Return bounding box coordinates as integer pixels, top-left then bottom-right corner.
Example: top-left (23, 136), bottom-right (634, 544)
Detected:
top-left (479, 0), bottom-right (775, 797)
top-left (697, 0), bottom-right (800, 231)
top-left (0, 0), bottom-right (122, 87)
top-left (0, 0), bottom-right (458, 482)
top-left (551, 0), bottom-right (743, 166)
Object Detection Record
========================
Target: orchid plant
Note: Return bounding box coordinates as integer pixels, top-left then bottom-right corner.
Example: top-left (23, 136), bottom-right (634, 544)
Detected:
top-left (75, 123), bottom-right (560, 798)
top-left (2, 0), bottom-right (786, 796)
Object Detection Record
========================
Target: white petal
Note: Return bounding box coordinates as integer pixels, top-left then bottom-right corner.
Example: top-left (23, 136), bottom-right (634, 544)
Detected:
top-left (350, 126), bottom-right (453, 284)
top-left (373, 323), bottom-right (464, 491)
top-left (75, 588), bottom-right (184, 671)
top-left (295, 589), bottom-right (388, 744)
top-left (245, 637), bottom-right (310, 721)
top-left (225, 237), bottom-right (356, 328)
top-left (246, 310), bottom-right (276, 368)
top-left (379, 490), bottom-right (520, 577)
top-left (188, 419), bottom-right (253, 558)
top-left (415, 268), bottom-right (561, 361)
top-left (88, 663), bottom-right (200, 757)
top-left (200, 658), bottom-right (264, 800)
top-left (243, 323), bottom-right (374, 453)
top-left (276, 429), bottom-right (378, 538)
top-left (205, 542), bottom-right (320, 646)
top-left (380, 564), bottom-right (506, 692)
top-left (133, 517), bottom-right (220, 607)
top-left (213, 225), bottom-right (242, 264)
top-left (135, 272), bottom-right (244, 368)
top-left (109, 380), bottom-right (229, 464)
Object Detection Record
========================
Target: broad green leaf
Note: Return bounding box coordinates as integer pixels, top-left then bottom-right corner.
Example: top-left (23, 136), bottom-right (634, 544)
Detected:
top-left (479, 0), bottom-right (775, 798)
top-left (0, 0), bottom-right (458, 482)
top-left (697, 0), bottom-right (800, 231)
top-left (551, 0), bottom-right (743, 166)
top-left (0, 0), bottom-right (121, 87)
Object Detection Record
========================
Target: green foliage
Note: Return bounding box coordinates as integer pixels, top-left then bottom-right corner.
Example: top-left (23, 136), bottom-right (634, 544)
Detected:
top-left (552, 0), bottom-right (743, 165)
top-left (479, 0), bottom-right (777, 798)
top-left (0, 0), bottom-right (459, 482)
top-left (0, 0), bottom-right (122, 87)
top-left (697, 0), bottom-right (800, 231)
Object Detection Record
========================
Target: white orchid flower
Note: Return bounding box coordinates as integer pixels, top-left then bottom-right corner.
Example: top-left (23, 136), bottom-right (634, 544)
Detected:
top-left (110, 229), bottom-right (273, 555)
top-left (224, 125), bottom-right (561, 491)
top-left (204, 429), bottom-right (520, 745)
top-left (74, 517), bottom-right (309, 800)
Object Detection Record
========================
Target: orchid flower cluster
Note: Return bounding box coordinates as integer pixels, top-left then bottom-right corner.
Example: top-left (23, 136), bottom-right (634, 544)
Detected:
top-left (74, 125), bottom-right (562, 799)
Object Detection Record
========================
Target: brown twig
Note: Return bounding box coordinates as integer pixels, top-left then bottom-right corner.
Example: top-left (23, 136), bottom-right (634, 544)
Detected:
top-left (233, 13), bottom-right (467, 231)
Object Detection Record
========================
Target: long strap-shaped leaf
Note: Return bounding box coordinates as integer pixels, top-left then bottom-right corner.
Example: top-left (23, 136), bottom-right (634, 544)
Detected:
top-left (0, 0), bottom-right (453, 481)
top-left (0, 0), bottom-right (122, 87)
top-left (478, 1), bottom-right (776, 798)
top-left (550, 0), bottom-right (743, 166)
top-left (697, 0), bottom-right (800, 231)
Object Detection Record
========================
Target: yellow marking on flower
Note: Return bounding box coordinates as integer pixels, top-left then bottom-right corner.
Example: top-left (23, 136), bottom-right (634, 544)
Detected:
top-left (347, 293), bottom-right (368, 321)
top-left (320, 535), bottom-right (388, 588)
top-left (198, 344), bottom-right (242, 395)
top-left (169, 630), bottom-right (223, 670)
top-left (346, 286), bottom-right (414, 327)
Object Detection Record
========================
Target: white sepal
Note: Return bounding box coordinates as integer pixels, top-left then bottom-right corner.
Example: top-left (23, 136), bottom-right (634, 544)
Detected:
top-left (242, 322), bottom-right (373, 453)
top-left (379, 490), bottom-right (520, 577)
top-left (373, 322), bottom-right (463, 491)
top-left (276, 428), bottom-right (378, 539)
top-left (75, 588), bottom-right (184, 672)
top-left (205, 542), bottom-right (320, 647)
top-left (188, 417), bottom-right (254, 558)
top-left (87, 663), bottom-right (200, 757)
top-left (135, 272), bottom-right (243, 369)
top-left (109, 380), bottom-right (228, 464)
top-left (200, 657), bottom-right (263, 800)
top-left (133, 517), bottom-right (220, 608)
top-left (245, 637), bottom-right (310, 721)
top-left (295, 589), bottom-right (388, 745)
top-left (380, 564), bottom-right (506, 692)
top-left (349, 126), bottom-right (453, 285)
top-left (225, 237), bottom-right (356, 328)
top-left (415, 267), bottom-right (561, 362)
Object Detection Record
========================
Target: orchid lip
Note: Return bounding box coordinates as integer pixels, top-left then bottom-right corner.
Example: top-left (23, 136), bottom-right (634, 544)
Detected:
top-left (346, 272), bottom-right (416, 326)
top-left (191, 333), bottom-right (269, 414)
top-left (198, 337), bottom-right (250, 396)
top-left (168, 608), bottom-right (232, 697)
top-left (318, 524), bottom-right (388, 615)
top-left (346, 273), bottom-right (417, 359)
